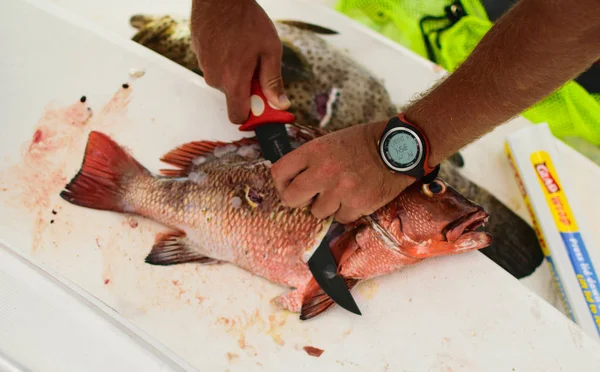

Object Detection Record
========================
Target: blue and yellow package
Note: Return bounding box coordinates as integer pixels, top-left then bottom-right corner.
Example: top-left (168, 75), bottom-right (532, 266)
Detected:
top-left (505, 123), bottom-right (600, 342)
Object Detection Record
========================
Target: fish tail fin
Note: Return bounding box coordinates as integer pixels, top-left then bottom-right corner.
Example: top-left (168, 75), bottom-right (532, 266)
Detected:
top-left (300, 229), bottom-right (361, 320)
top-left (60, 131), bottom-right (150, 213)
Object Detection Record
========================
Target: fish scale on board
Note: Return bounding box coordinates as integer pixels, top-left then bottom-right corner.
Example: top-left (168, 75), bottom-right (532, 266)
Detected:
top-left (127, 14), bottom-right (545, 279)
top-left (60, 123), bottom-right (492, 319)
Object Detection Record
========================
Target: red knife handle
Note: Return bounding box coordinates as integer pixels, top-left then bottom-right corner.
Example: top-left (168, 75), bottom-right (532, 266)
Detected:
top-left (239, 78), bottom-right (295, 132)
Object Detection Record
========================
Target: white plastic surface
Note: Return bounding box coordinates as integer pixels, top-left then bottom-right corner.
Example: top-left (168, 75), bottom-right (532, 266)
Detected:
top-left (1, 0), bottom-right (600, 371)
top-left (0, 243), bottom-right (197, 372)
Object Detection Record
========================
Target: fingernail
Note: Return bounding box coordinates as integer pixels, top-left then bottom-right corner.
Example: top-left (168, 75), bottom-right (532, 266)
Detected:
top-left (279, 94), bottom-right (291, 107)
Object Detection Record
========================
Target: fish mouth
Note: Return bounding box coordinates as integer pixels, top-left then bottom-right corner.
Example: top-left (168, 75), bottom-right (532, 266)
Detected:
top-left (443, 209), bottom-right (490, 244)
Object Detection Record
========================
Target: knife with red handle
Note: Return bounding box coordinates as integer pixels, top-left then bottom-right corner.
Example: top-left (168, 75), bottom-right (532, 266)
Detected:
top-left (239, 76), bottom-right (362, 318)
top-left (238, 78), bottom-right (295, 162)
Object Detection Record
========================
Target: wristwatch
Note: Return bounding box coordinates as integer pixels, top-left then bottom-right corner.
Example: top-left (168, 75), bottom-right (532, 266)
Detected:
top-left (378, 113), bottom-right (440, 184)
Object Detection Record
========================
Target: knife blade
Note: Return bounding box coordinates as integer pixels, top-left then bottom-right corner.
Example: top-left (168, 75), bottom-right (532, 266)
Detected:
top-left (239, 77), bottom-right (362, 317)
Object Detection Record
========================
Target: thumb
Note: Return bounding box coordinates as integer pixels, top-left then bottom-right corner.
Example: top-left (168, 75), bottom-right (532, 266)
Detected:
top-left (259, 53), bottom-right (291, 110)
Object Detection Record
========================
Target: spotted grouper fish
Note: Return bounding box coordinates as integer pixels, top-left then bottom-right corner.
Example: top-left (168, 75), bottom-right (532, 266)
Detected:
top-left (60, 124), bottom-right (492, 320)
top-left (129, 15), bottom-right (397, 131)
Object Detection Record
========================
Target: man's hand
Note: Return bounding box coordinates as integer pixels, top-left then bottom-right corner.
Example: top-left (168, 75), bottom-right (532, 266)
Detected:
top-left (190, 0), bottom-right (290, 124)
top-left (271, 122), bottom-right (413, 224)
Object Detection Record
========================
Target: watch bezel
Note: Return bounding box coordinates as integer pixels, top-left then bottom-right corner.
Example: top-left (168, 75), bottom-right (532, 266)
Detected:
top-left (379, 126), bottom-right (424, 172)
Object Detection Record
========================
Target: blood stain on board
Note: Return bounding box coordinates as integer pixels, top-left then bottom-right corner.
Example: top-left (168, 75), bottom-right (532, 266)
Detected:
top-left (31, 129), bottom-right (43, 146)
top-left (226, 352), bottom-right (239, 362)
top-left (267, 313), bottom-right (286, 346)
top-left (128, 217), bottom-right (138, 228)
top-left (303, 346), bottom-right (324, 357)
top-left (0, 83), bottom-right (134, 253)
top-left (357, 279), bottom-right (379, 299)
top-left (215, 309), bottom-right (268, 351)
top-left (104, 279), bottom-right (110, 285)
top-left (237, 335), bottom-right (247, 349)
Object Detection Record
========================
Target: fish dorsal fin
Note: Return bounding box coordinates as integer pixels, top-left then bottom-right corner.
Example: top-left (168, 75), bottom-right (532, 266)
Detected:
top-left (159, 137), bottom-right (259, 177)
top-left (145, 231), bottom-right (220, 266)
top-left (277, 20), bottom-right (339, 35)
top-left (281, 40), bottom-right (314, 83)
top-left (159, 126), bottom-right (327, 177)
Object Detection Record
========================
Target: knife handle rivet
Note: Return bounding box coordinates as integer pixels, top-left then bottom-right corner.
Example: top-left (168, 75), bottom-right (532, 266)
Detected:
top-left (250, 95), bottom-right (265, 116)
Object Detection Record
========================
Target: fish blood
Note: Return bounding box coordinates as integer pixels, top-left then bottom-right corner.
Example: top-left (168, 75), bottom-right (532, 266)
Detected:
top-left (244, 186), bottom-right (263, 208)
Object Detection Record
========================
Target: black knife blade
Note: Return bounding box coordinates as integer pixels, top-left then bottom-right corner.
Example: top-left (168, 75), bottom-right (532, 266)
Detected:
top-left (307, 237), bottom-right (362, 316)
top-left (254, 123), bottom-right (292, 163)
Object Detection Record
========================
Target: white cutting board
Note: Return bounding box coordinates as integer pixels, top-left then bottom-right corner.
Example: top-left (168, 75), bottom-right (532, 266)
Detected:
top-left (1, 0), bottom-right (600, 371)
top-left (0, 242), bottom-right (196, 372)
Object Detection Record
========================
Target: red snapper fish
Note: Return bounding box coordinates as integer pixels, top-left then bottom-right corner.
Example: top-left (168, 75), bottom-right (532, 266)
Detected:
top-left (60, 124), bottom-right (492, 319)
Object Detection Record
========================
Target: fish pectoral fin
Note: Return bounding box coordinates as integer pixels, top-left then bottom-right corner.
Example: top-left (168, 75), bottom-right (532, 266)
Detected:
top-left (159, 137), bottom-right (259, 177)
top-left (281, 41), bottom-right (314, 83)
top-left (299, 230), bottom-right (360, 320)
top-left (145, 230), bottom-right (219, 266)
top-left (277, 20), bottom-right (339, 35)
top-left (300, 276), bottom-right (359, 320)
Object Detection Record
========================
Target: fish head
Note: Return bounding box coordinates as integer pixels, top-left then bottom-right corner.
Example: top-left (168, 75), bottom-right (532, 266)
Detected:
top-left (340, 178), bottom-right (492, 279)
top-left (392, 178), bottom-right (492, 254)
top-left (369, 177), bottom-right (492, 258)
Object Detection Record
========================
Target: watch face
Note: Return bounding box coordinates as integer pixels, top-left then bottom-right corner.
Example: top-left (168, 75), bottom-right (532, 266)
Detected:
top-left (380, 127), bottom-right (423, 171)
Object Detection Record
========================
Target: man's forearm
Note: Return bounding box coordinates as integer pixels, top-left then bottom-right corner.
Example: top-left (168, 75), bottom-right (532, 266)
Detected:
top-left (402, 0), bottom-right (600, 166)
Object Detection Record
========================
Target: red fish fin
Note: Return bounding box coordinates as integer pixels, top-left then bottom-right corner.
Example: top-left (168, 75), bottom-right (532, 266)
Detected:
top-left (159, 137), bottom-right (259, 176)
top-left (145, 231), bottom-right (219, 265)
top-left (300, 277), bottom-right (359, 320)
top-left (60, 131), bottom-right (148, 212)
top-left (300, 230), bottom-right (360, 320)
top-left (159, 169), bottom-right (184, 177)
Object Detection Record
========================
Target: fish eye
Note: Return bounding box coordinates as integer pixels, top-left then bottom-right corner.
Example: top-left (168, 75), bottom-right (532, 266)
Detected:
top-left (422, 179), bottom-right (446, 197)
